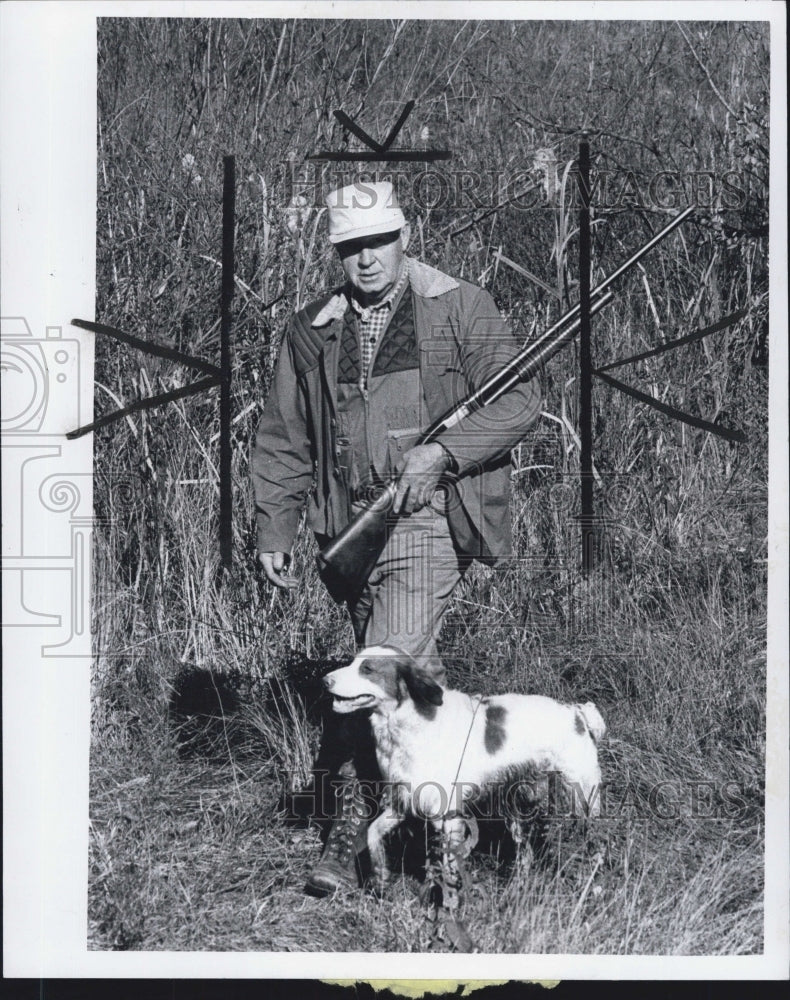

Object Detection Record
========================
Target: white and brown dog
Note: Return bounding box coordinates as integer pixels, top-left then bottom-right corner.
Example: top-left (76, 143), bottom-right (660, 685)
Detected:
top-left (324, 644), bottom-right (606, 887)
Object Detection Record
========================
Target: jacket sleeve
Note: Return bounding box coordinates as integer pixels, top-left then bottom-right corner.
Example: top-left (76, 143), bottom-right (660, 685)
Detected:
top-left (250, 325), bottom-right (314, 555)
top-left (436, 285), bottom-right (542, 475)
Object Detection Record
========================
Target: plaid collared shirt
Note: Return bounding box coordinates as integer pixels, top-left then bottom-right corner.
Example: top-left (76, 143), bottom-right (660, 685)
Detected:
top-left (348, 259), bottom-right (409, 389)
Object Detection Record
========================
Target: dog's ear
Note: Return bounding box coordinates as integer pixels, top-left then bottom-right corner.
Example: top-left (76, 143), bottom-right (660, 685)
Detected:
top-left (391, 650), bottom-right (444, 711)
top-left (405, 668), bottom-right (444, 709)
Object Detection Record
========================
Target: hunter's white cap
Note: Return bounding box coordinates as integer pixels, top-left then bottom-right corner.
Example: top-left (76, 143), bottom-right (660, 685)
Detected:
top-left (325, 181), bottom-right (405, 244)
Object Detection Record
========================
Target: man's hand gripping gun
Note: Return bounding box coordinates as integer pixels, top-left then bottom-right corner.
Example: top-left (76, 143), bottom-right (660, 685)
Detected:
top-left (316, 207), bottom-right (694, 603)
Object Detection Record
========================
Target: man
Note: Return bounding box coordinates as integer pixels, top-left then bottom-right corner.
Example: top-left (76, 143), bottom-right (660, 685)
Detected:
top-left (251, 180), bottom-right (541, 894)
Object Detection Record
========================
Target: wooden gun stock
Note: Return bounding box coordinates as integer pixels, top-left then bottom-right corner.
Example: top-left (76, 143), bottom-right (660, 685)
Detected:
top-left (316, 481), bottom-right (397, 603)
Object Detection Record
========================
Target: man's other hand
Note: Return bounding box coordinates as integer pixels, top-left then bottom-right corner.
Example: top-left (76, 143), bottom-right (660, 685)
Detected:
top-left (259, 551), bottom-right (299, 589)
top-left (393, 442), bottom-right (453, 515)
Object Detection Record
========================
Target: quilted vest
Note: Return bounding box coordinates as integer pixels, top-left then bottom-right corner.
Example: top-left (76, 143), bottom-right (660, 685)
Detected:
top-left (336, 286), bottom-right (424, 491)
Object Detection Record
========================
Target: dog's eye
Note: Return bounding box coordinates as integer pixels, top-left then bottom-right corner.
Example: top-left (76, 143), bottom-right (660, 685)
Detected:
top-left (359, 662), bottom-right (372, 676)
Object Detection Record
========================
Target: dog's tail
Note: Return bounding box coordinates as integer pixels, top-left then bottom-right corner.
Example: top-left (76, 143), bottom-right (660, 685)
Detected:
top-left (576, 701), bottom-right (607, 745)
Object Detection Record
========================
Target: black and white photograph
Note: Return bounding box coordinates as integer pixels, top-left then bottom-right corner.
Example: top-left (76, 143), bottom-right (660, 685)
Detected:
top-left (2, 0), bottom-right (787, 980)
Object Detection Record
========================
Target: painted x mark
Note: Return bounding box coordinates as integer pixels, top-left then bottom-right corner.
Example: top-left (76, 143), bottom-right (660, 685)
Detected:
top-left (334, 100), bottom-right (416, 153)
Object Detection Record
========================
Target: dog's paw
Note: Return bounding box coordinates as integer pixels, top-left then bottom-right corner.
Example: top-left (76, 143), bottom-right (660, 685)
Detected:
top-left (441, 915), bottom-right (476, 953)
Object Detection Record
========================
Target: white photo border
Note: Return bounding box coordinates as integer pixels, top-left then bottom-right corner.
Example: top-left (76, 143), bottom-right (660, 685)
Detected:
top-left (2, 0), bottom-right (787, 980)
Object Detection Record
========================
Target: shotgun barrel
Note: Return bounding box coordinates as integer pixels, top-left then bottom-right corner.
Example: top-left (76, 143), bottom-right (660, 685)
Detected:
top-left (316, 207), bottom-right (695, 602)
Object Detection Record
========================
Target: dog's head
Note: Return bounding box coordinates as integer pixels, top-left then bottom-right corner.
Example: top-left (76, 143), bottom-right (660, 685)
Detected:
top-left (323, 645), bottom-right (444, 718)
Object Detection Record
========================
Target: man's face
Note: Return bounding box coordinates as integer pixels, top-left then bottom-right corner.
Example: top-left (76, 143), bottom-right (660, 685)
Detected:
top-left (335, 224), bottom-right (410, 305)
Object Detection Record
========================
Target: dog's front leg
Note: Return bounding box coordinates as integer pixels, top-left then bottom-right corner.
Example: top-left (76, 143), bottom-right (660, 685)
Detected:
top-left (366, 806), bottom-right (402, 894)
top-left (430, 813), bottom-right (471, 912)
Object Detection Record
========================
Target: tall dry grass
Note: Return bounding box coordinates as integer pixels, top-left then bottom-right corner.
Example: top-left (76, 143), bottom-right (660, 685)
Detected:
top-left (89, 19), bottom-right (767, 952)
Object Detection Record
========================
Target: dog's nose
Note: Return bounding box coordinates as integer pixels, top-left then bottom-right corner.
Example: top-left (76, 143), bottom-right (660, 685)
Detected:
top-left (323, 674), bottom-right (335, 691)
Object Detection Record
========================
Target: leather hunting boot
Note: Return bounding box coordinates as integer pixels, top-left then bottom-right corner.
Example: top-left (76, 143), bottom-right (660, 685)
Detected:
top-left (304, 770), bottom-right (370, 897)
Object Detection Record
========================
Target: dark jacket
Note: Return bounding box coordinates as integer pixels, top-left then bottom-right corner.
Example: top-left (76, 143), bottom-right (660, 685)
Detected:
top-left (251, 258), bottom-right (541, 562)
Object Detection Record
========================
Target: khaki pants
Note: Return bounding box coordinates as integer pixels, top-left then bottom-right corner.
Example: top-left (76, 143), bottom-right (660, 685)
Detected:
top-left (346, 502), bottom-right (468, 683)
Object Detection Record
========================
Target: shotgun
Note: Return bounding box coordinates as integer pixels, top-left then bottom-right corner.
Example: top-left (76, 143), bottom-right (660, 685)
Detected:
top-left (316, 206), bottom-right (694, 603)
